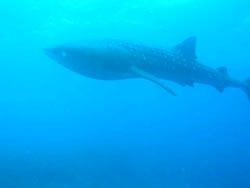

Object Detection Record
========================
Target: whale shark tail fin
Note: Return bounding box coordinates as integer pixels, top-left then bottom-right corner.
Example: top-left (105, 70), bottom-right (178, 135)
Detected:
top-left (243, 79), bottom-right (250, 100)
top-left (246, 79), bottom-right (250, 84)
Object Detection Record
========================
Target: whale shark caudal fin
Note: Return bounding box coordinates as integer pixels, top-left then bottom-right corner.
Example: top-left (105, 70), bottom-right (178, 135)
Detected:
top-left (131, 66), bottom-right (177, 96)
top-left (244, 79), bottom-right (250, 100)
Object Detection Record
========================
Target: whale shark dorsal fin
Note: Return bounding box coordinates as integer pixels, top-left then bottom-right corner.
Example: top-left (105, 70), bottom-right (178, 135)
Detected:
top-left (217, 66), bottom-right (228, 76)
top-left (176, 36), bottom-right (197, 60)
top-left (217, 67), bottom-right (228, 76)
top-left (131, 66), bottom-right (177, 96)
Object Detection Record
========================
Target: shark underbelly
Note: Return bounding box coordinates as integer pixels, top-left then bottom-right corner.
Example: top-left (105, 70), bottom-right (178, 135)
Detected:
top-left (62, 58), bottom-right (137, 80)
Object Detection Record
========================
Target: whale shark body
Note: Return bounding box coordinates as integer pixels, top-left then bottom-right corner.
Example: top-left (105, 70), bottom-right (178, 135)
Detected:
top-left (45, 37), bottom-right (250, 99)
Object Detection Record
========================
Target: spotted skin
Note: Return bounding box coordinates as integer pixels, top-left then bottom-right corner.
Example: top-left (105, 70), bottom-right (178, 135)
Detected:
top-left (44, 37), bottom-right (250, 99)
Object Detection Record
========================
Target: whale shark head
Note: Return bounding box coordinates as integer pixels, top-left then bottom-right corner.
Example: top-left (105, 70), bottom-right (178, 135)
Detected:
top-left (44, 41), bottom-right (135, 79)
top-left (44, 43), bottom-right (106, 66)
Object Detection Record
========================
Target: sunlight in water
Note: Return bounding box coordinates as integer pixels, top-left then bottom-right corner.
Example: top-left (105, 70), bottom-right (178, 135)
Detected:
top-left (36, 0), bottom-right (196, 41)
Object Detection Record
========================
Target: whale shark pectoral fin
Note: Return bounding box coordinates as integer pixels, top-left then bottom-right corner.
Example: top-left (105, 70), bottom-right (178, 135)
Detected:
top-left (131, 66), bottom-right (177, 96)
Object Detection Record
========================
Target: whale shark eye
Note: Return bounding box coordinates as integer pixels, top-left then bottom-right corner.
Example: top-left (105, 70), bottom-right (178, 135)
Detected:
top-left (61, 51), bottom-right (67, 58)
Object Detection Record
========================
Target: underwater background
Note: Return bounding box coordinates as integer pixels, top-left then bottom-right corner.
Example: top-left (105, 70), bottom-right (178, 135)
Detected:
top-left (0, 0), bottom-right (250, 187)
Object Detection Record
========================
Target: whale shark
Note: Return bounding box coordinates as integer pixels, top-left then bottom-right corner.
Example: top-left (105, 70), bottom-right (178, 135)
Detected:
top-left (44, 37), bottom-right (250, 100)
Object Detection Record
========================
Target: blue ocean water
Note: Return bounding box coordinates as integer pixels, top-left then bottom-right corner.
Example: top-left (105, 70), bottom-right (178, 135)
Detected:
top-left (0, 0), bottom-right (250, 187)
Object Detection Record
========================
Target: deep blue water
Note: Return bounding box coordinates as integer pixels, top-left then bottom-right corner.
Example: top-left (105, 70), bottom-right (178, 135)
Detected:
top-left (0, 0), bottom-right (250, 187)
